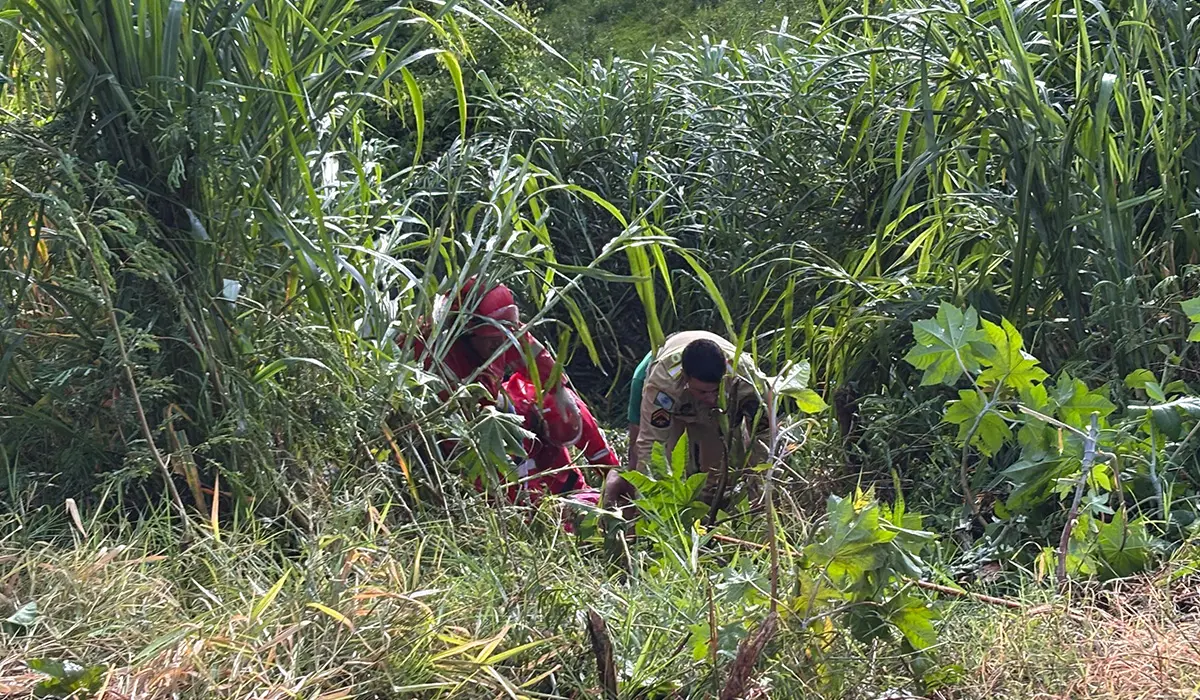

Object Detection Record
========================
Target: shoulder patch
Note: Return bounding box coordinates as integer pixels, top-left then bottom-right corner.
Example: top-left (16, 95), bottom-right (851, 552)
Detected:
top-left (653, 391), bottom-right (676, 411)
top-left (650, 408), bottom-right (671, 429)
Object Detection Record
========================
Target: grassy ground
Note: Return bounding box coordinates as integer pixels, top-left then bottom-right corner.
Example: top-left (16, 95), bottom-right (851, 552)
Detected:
top-left (4, 492), bottom-right (1200, 699)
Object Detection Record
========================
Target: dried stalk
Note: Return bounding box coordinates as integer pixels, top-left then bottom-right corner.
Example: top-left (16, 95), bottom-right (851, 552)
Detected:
top-left (585, 609), bottom-right (618, 700)
top-left (81, 223), bottom-right (191, 533)
top-left (719, 611), bottom-right (779, 700)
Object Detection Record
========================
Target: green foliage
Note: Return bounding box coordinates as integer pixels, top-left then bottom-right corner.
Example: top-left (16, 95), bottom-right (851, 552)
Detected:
top-left (534, 0), bottom-right (814, 60)
top-left (1096, 508), bottom-right (1152, 578)
top-left (1184, 298), bottom-right (1200, 343)
top-left (29, 658), bottom-right (107, 699)
top-left (772, 360), bottom-right (828, 413)
top-left (943, 391), bottom-right (1011, 458)
top-left (801, 488), bottom-right (938, 651)
top-left (904, 305), bottom-right (990, 388)
top-left (10, 0), bottom-right (1200, 692)
top-left (623, 435), bottom-right (709, 540)
top-left (904, 303), bottom-right (1200, 580)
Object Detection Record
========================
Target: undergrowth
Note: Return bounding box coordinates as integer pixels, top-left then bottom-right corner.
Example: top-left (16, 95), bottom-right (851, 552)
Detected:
top-left (5, 495), bottom-right (1200, 699)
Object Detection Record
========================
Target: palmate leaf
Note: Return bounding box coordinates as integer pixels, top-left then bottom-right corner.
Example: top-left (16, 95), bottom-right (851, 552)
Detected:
top-left (805, 495), bottom-right (896, 586)
top-left (978, 318), bottom-right (1047, 391)
top-left (944, 390), bottom-right (1012, 456)
top-left (1182, 298), bottom-right (1200, 342)
top-left (1097, 508), bottom-right (1153, 578)
top-left (904, 303), bottom-right (989, 386)
top-left (474, 406), bottom-right (531, 468)
top-left (1051, 375), bottom-right (1116, 427)
top-left (1016, 383), bottom-right (1055, 456)
top-left (885, 594), bottom-right (939, 651)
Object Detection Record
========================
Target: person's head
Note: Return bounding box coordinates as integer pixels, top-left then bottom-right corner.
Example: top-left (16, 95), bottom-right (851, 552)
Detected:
top-left (681, 338), bottom-right (727, 407)
top-left (455, 278), bottom-right (521, 359)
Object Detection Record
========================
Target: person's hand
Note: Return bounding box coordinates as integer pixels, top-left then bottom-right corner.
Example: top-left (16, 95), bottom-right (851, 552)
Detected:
top-left (602, 469), bottom-right (640, 524)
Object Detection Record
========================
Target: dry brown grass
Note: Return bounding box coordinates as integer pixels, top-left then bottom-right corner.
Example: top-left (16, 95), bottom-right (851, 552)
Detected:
top-left (938, 574), bottom-right (1200, 700)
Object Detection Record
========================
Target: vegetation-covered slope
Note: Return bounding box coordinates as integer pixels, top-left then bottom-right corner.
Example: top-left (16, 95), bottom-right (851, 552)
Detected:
top-left (530, 0), bottom-right (814, 59)
top-left (4, 0), bottom-right (1200, 697)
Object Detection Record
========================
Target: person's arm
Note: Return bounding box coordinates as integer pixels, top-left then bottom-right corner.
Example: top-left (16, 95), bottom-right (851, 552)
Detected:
top-left (733, 381), bottom-right (772, 467)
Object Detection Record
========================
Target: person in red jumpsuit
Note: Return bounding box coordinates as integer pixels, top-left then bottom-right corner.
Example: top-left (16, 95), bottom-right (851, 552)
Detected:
top-left (401, 277), bottom-right (581, 421)
top-left (497, 374), bottom-right (619, 506)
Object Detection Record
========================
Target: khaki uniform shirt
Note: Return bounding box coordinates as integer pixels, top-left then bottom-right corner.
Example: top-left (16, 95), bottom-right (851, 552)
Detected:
top-left (634, 331), bottom-right (769, 481)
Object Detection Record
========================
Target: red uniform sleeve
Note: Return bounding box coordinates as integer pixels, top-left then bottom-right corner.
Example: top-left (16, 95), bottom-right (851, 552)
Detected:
top-left (495, 334), bottom-right (562, 390)
top-left (576, 401), bottom-right (619, 467)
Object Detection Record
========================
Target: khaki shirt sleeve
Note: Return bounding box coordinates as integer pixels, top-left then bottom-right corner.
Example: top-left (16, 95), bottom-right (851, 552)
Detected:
top-left (634, 379), bottom-right (673, 472)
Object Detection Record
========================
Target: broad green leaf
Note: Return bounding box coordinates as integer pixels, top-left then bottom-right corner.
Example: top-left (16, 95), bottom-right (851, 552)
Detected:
top-left (847, 606), bottom-right (889, 645)
top-left (715, 560), bottom-right (767, 605)
top-left (1124, 368), bottom-right (1156, 390)
top-left (805, 495), bottom-right (896, 586)
top-left (792, 388), bottom-right (828, 413)
top-left (670, 432), bottom-right (689, 480)
top-left (1017, 383), bottom-right (1055, 456)
top-left (683, 472), bottom-right (708, 497)
top-left (773, 360), bottom-right (811, 395)
top-left (5, 601), bottom-right (39, 627)
top-left (1182, 298), bottom-right (1200, 342)
top-left (1151, 405), bottom-right (1184, 440)
top-left (29, 658), bottom-right (106, 699)
top-left (687, 621), bottom-right (747, 662)
top-left (1097, 509), bottom-right (1152, 578)
top-left (620, 471), bottom-right (654, 493)
top-left (474, 407), bottom-right (530, 466)
top-left (903, 304), bottom-right (988, 386)
top-left (1129, 397), bottom-right (1200, 419)
top-left (977, 318), bottom-right (1047, 391)
top-left (944, 390), bottom-right (1011, 456)
top-left (1052, 376), bottom-right (1116, 427)
top-left (888, 599), bottom-right (939, 650)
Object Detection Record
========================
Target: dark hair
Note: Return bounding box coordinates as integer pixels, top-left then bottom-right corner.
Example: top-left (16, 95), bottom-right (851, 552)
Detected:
top-left (681, 339), bottom-right (727, 383)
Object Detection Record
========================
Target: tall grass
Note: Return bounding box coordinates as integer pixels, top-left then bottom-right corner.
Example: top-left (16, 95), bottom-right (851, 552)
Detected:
top-left (487, 0), bottom-right (1200, 470)
top-left (0, 0), bottom-right (675, 518)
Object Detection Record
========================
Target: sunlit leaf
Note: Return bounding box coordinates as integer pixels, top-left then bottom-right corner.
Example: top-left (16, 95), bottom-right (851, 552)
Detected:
top-left (904, 304), bottom-right (989, 386)
top-left (1182, 298), bottom-right (1200, 342)
top-left (943, 390), bottom-right (1011, 456)
top-left (1052, 375), bottom-right (1116, 427)
top-left (887, 597), bottom-right (939, 650)
top-left (978, 318), bottom-right (1047, 391)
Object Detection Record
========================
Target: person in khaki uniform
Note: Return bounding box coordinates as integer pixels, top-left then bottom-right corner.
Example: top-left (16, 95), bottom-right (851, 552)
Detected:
top-left (604, 331), bottom-right (770, 514)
